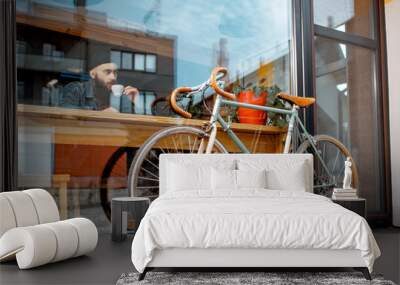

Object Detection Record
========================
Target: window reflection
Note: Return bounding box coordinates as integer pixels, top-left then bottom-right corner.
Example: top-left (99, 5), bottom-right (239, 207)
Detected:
top-left (134, 54), bottom-right (145, 72)
top-left (121, 52), bottom-right (132, 70)
top-left (16, 0), bottom-right (293, 231)
top-left (134, 91), bottom-right (156, 115)
top-left (314, 0), bottom-right (374, 39)
top-left (146, 55), bottom-right (157, 73)
top-left (315, 37), bottom-right (383, 212)
top-left (110, 50), bottom-right (121, 69)
top-left (16, 0), bottom-right (292, 114)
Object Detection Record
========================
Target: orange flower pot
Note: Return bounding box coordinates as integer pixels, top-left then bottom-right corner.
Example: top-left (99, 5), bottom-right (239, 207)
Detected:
top-left (237, 90), bottom-right (268, 125)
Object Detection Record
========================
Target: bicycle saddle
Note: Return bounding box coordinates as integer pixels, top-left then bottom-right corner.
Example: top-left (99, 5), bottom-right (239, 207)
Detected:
top-left (277, 93), bottom-right (315, 107)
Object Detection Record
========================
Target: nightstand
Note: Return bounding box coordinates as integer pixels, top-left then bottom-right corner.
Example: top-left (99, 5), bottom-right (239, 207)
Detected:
top-left (111, 197), bottom-right (150, 241)
top-left (332, 198), bottom-right (366, 218)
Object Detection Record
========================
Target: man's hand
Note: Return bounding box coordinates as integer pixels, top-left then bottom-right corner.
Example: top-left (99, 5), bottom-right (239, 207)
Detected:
top-left (124, 86), bottom-right (139, 102)
top-left (103, 106), bottom-right (119, 112)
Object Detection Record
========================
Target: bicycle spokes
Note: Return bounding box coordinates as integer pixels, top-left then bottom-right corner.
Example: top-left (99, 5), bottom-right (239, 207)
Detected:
top-left (134, 131), bottom-right (225, 198)
top-left (313, 141), bottom-right (347, 194)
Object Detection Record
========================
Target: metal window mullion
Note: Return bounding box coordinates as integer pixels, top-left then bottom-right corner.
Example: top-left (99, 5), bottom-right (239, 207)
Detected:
top-left (298, 0), bottom-right (315, 135)
top-left (314, 25), bottom-right (377, 50)
top-left (291, 0), bottom-right (302, 97)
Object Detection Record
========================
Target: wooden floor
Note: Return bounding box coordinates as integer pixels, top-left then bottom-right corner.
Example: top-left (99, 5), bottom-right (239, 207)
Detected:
top-left (0, 229), bottom-right (399, 285)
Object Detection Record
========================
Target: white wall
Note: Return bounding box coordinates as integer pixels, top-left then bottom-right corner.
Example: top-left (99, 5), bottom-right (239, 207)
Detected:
top-left (385, 0), bottom-right (400, 226)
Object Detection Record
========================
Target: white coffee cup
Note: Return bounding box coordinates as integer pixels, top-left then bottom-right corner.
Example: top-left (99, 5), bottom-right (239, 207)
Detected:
top-left (111, 84), bottom-right (124, 97)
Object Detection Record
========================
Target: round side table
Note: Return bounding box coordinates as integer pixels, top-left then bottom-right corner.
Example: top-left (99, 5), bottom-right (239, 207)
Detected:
top-left (111, 197), bottom-right (150, 242)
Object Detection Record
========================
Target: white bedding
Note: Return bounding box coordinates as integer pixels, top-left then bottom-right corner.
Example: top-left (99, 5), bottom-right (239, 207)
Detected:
top-left (131, 190), bottom-right (380, 273)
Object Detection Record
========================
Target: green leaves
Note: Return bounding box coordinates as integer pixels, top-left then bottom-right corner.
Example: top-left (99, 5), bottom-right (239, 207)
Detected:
top-left (265, 85), bottom-right (289, 128)
top-left (233, 82), bottom-right (266, 98)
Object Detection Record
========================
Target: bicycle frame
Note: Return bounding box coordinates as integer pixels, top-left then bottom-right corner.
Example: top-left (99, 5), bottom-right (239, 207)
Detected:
top-left (200, 94), bottom-right (332, 178)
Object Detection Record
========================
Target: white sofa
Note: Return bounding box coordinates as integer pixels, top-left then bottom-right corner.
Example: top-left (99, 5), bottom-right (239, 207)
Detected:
top-left (0, 188), bottom-right (98, 269)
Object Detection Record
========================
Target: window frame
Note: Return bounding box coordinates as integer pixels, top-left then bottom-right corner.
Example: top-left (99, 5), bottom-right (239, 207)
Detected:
top-left (134, 90), bottom-right (157, 115)
top-left (3, 0), bottom-right (392, 225)
top-left (298, 0), bottom-right (391, 226)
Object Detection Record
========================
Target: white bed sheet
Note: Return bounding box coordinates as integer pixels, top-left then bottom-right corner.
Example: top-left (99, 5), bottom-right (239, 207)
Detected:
top-left (131, 190), bottom-right (380, 273)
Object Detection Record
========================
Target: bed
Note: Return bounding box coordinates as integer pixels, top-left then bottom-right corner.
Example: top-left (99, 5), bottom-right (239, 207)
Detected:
top-left (131, 154), bottom-right (380, 280)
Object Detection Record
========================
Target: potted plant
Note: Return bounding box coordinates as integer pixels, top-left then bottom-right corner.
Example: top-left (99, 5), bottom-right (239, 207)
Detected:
top-left (231, 78), bottom-right (289, 127)
top-left (233, 81), bottom-right (268, 125)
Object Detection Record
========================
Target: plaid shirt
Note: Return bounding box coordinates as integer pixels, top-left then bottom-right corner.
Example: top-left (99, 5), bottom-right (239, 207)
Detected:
top-left (61, 80), bottom-right (133, 113)
top-left (61, 80), bottom-right (108, 110)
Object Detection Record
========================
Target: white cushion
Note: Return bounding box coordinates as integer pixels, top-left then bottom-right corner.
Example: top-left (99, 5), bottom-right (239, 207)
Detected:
top-left (160, 154), bottom-right (313, 194)
top-left (42, 221), bottom-right (79, 262)
top-left (211, 169), bottom-right (267, 191)
top-left (64, 218), bottom-right (98, 257)
top-left (0, 226), bottom-right (57, 269)
top-left (211, 168), bottom-right (267, 191)
top-left (167, 162), bottom-right (211, 191)
top-left (0, 218), bottom-right (97, 269)
top-left (0, 196), bottom-right (17, 237)
top-left (236, 169), bottom-right (267, 189)
top-left (23, 189), bottom-right (59, 223)
top-left (265, 161), bottom-right (307, 191)
top-left (212, 168), bottom-right (236, 190)
top-left (1, 191), bottom-right (39, 227)
top-left (0, 189), bottom-right (98, 269)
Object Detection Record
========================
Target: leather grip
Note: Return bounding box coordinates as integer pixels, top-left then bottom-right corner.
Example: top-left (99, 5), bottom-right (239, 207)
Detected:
top-left (169, 87), bottom-right (193, 118)
top-left (210, 67), bottom-right (236, 100)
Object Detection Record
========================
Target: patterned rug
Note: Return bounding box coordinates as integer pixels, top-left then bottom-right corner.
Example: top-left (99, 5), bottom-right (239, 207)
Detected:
top-left (116, 271), bottom-right (396, 285)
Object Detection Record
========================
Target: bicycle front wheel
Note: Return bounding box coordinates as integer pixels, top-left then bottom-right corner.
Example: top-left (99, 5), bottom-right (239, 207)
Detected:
top-left (296, 134), bottom-right (359, 196)
top-left (128, 126), bottom-right (228, 198)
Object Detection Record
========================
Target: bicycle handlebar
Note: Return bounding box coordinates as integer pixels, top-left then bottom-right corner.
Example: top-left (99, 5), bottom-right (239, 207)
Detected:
top-left (210, 67), bottom-right (236, 101)
top-left (169, 67), bottom-right (235, 118)
top-left (169, 86), bottom-right (193, 118)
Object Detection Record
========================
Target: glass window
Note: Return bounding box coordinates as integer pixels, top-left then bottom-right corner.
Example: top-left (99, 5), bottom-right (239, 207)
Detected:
top-left (144, 91), bottom-right (156, 114)
top-left (145, 54), bottom-right (157, 72)
top-left (134, 91), bottom-right (145, 114)
top-left (16, 0), bottom-right (293, 232)
top-left (134, 91), bottom-right (155, 114)
top-left (314, 0), bottom-right (374, 39)
top-left (134, 53), bottom-right (145, 71)
top-left (121, 52), bottom-right (132, 70)
top-left (315, 36), bottom-right (383, 213)
top-left (110, 50), bottom-right (121, 68)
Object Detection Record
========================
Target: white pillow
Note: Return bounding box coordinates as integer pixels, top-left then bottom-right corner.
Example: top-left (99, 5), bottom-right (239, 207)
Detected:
top-left (211, 168), bottom-right (236, 190)
top-left (236, 169), bottom-right (267, 189)
top-left (266, 162), bottom-right (307, 191)
top-left (167, 162), bottom-right (211, 191)
top-left (211, 168), bottom-right (267, 190)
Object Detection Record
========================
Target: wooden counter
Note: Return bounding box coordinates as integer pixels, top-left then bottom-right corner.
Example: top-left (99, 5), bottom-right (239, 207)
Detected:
top-left (18, 104), bottom-right (287, 153)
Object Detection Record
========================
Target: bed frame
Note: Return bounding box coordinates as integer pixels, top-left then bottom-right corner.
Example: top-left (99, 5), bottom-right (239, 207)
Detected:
top-left (139, 248), bottom-right (371, 280)
top-left (137, 154), bottom-right (373, 281)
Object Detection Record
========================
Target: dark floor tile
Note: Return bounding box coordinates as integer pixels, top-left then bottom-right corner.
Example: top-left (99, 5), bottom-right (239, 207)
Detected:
top-left (1, 228), bottom-right (399, 285)
top-left (0, 234), bottom-right (133, 285)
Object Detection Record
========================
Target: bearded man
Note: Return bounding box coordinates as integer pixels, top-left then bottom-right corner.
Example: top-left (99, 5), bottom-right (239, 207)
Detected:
top-left (61, 60), bottom-right (138, 112)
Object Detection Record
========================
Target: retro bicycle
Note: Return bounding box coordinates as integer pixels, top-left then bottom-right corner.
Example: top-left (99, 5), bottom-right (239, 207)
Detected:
top-left (125, 67), bottom-right (359, 200)
top-left (101, 67), bottom-right (358, 211)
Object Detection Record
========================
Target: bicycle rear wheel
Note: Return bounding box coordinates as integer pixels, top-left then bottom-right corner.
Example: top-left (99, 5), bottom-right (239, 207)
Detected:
top-left (100, 147), bottom-right (135, 221)
top-left (296, 134), bottom-right (359, 196)
top-left (128, 126), bottom-right (228, 198)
